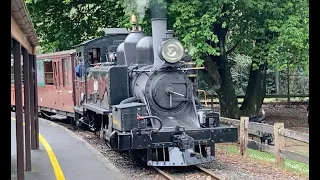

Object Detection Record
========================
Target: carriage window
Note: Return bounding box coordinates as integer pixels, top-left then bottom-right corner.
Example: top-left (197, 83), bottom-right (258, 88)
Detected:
top-left (62, 58), bottom-right (72, 86)
top-left (44, 61), bottom-right (54, 85)
top-left (88, 48), bottom-right (101, 65)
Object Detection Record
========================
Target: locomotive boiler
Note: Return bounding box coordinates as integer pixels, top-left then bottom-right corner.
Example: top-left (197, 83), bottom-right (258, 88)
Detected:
top-left (76, 15), bottom-right (238, 166)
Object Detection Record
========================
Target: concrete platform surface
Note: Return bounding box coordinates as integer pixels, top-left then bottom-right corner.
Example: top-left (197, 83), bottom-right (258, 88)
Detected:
top-left (11, 114), bottom-right (124, 180)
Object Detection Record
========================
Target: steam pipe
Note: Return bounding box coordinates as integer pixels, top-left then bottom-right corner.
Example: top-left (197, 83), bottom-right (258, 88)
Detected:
top-left (137, 115), bottom-right (163, 133)
top-left (120, 96), bottom-right (138, 104)
top-left (194, 97), bottom-right (203, 108)
top-left (151, 18), bottom-right (167, 68)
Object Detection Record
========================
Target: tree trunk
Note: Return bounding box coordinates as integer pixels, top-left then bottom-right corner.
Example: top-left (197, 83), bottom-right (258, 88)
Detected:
top-left (240, 60), bottom-right (268, 116)
top-left (203, 56), bottom-right (240, 118)
top-left (202, 22), bottom-right (240, 119)
top-left (216, 64), bottom-right (240, 118)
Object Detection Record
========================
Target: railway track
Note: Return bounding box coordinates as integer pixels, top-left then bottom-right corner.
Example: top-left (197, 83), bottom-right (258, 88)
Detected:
top-left (195, 165), bottom-right (226, 180)
top-left (153, 167), bottom-right (175, 180)
top-left (153, 165), bottom-right (226, 180)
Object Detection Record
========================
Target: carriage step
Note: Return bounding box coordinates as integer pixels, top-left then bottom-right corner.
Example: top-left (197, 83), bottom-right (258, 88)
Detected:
top-left (50, 114), bottom-right (67, 120)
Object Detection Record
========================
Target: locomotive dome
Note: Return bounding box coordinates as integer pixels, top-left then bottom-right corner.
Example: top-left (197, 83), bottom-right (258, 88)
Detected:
top-left (116, 42), bottom-right (125, 65)
top-left (136, 36), bottom-right (154, 66)
top-left (124, 31), bottom-right (145, 65)
top-left (136, 36), bottom-right (153, 49)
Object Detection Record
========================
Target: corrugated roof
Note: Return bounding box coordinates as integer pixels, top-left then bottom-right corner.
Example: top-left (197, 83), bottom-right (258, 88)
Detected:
top-left (11, 0), bottom-right (38, 46)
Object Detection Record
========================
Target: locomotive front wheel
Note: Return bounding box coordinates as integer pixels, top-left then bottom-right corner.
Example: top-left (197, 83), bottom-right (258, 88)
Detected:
top-left (73, 112), bottom-right (84, 130)
top-left (75, 120), bottom-right (81, 130)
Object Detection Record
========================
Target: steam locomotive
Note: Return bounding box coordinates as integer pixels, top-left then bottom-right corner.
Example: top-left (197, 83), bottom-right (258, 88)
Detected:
top-left (70, 15), bottom-right (238, 166)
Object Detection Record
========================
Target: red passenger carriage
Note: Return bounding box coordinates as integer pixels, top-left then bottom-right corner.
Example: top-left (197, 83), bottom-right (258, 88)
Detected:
top-left (11, 49), bottom-right (76, 119)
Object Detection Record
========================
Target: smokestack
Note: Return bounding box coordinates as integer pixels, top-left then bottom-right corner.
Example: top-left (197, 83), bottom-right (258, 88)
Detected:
top-left (151, 18), bottom-right (167, 68)
top-left (151, 0), bottom-right (167, 68)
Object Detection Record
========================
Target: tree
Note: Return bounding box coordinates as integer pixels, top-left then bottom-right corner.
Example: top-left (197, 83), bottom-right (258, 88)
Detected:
top-left (26, 0), bottom-right (125, 53)
top-left (167, 0), bottom-right (308, 118)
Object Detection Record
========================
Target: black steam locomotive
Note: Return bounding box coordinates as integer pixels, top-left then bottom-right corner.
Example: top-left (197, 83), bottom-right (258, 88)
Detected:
top-left (73, 15), bottom-right (238, 166)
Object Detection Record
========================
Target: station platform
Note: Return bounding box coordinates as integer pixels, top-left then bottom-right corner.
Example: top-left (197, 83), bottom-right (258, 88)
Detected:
top-left (11, 113), bottom-right (124, 180)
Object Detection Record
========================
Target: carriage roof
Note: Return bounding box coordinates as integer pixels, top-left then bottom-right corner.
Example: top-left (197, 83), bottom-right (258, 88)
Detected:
top-left (37, 49), bottom-right (76, 59)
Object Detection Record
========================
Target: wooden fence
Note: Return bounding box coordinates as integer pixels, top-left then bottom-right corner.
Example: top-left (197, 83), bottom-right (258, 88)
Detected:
top-left (220, 117), bottom-right (309, 166)
top-left (199, 93), bottom-right (309, 106)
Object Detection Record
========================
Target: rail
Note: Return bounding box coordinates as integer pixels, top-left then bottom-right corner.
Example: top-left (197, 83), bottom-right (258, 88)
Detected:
top-left (220, 117), bottom-right (309, 166)
top-left (153, 167), bottom-right (175, 180)
top-left (195, 165), bottom-right (225, 180)
top-left (153, 165), bottom-right (224, 180)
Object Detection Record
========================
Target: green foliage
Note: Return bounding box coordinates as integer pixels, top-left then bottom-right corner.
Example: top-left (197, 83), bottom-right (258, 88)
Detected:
top-left (167, 0), bottom-right (309, 72)
top-left (278, 70), bottom-right (309, 95)
top-left (168, 0), bottom-right (223, 65)
top-left (265, 1), bottom-right (309, 73)
top-left (28, 0), bottom-right (308, 71)
top-left (230, 54), bottom-right (252, 95)
top-left (26, 0), bottom-right (125, 53)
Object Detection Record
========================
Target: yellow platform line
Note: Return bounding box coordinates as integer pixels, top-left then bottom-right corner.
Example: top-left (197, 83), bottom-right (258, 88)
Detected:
top-left (11, 117), bottom-right (66, 180)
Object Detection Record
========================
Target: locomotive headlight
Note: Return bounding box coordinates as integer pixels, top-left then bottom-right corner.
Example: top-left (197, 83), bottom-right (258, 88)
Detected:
top-left (159, 39), bottom-right (184, 64)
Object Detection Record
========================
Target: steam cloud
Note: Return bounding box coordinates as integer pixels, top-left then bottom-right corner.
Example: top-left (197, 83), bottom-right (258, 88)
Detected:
top-left (135, 0), bottom-right (150, 21)
top-left (122, 0), bottom-right (167, 22)
top-left (151, 0), bottom-right (167, 19)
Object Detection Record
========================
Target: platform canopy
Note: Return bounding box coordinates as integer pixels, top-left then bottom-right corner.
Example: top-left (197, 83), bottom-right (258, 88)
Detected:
top-left (11, 1), bottom-right (39, 180)
top-left (11, 0), bottom-right (38, 54)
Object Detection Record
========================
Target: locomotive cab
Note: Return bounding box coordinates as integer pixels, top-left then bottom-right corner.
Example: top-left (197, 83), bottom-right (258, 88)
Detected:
top-left (72, 28), bottom-right (129, 128)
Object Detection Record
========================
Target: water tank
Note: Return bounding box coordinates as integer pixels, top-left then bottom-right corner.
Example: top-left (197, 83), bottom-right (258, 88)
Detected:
top-left (124, 31), bottom-right (145, 65)
top-left (116, 42), bottom-right (125, 65)
top-left (136, 36), bottom-right (154, 67)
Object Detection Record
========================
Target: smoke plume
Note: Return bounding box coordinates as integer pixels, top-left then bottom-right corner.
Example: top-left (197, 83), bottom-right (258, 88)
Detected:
top-left (135, 0), bottom-right (150, 21)
top-left (122, 0), bottom-right (167, 22)
top-left (150, 0), bottom-right (167, 19)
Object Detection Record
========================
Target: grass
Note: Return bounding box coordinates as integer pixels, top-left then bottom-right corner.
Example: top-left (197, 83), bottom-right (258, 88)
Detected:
top-left (219, 144), bottom-right (309, 177)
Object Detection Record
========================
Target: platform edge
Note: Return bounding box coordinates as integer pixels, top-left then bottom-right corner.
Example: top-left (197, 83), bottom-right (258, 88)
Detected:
top-left (45, 120), bottom-right (126, 180)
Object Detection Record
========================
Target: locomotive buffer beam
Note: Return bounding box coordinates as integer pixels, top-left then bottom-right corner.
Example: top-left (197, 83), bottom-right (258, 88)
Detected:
top-left (111, 126), bottom-right (238, 166)
top-left (119, 127), bottom-right (238, 149)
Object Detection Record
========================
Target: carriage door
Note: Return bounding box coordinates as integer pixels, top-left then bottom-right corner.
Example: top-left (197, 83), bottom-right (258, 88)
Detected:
top-left (74, 52), bottom-right (85, 107)
top-left (53, 59), bottom-right (62, 92)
